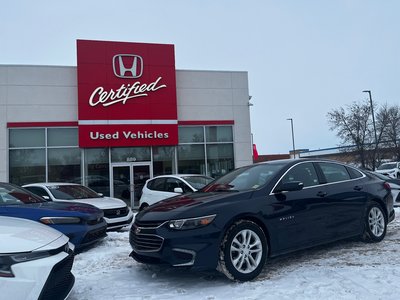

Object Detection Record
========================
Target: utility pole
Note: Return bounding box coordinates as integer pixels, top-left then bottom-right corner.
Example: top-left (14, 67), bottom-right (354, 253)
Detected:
top-left (287, 118), bottom-right (296, 159)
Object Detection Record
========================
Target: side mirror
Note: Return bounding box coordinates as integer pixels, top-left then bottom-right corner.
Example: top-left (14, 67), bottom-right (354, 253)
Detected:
top-left (174, 187), bottom-right (183, 193)
top-left (42, 195), bottom-right (51, 201)
top-left (97, 193), bottom-right (104, 197)
top-left (276, 181), bottom-right (304, 193)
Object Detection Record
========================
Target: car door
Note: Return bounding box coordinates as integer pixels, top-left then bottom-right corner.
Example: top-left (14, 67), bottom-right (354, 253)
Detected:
top-left (270, 162), bottom-right (330, 251)
top-left (316, 162), bottom-right (366, 238)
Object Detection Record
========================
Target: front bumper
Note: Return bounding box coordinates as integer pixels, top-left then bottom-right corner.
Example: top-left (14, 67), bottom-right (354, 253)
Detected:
top-left (2, 243), bottom-right (75, 300)
top-left (104, 209), bottom-right (134, 230)
top-left (129, 221), bottom-right (221, 270)
top-left (52, 219), bottom-right (107, 250)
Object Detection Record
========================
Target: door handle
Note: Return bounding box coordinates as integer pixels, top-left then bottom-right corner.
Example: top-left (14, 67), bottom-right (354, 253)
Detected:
top-left (354, 185), bottom-right (363, 191)
top-left (317, 191), bottom-right (327, 197)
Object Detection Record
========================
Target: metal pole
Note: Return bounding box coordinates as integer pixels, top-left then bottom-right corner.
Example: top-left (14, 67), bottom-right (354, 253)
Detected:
top-left (287, 118), bottom-right (296, 159)
top-left (363, 90), bottom-right (378, 147)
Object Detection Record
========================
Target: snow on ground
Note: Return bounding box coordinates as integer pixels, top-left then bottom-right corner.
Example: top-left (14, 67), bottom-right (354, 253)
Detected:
top-left (69, 208), bottom-right (400, 300)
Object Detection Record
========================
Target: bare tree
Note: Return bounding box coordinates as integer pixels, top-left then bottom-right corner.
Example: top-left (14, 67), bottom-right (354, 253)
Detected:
top-left (368, 103), bottom-right (391, 168)
top-left (327, 100), bottom-right (372, 168)
top-left (385, 104), bottom-right (400, 160)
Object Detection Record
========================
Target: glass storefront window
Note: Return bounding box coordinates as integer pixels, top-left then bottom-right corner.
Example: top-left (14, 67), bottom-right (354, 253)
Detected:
top-left (84, 148), bottom-right (110, 196)
top-left (48, 128), bottom-right (78, 146)
top-left (48, 148), bottom-right (81, 182)
top-left (178, 127), bottom-right (204, 143)
top-left (206, 144), bottom-right (234, 178)
top-left (9, 149), bottom-right (46, 185)
top-left (206, 126), bottom-right (233, 142)
top-left (111, 147), bottom-right (151, 162)
top-left (9, 128), bottom-right (45, 148)
top-left (177, 144), bottom-right (205, 174)
top-left (152, 146), bottom-right (176, 176)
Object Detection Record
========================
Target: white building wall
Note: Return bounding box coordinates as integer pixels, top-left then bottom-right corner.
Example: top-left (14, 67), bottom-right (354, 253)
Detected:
top-left (176, 70), bottom-right (252, 168)
top-left (0, 65), bottom-right (252, 182)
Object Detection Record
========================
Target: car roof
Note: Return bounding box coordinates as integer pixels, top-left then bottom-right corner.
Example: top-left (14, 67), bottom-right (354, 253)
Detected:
top-left (23, 182), bottom-right (80, 187)
top-left (150, 174), bottom-right (213, 179)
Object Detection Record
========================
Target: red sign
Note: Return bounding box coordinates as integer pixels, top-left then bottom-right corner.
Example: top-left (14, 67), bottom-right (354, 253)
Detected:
top-left (77, 40), bottom-right (178, 147)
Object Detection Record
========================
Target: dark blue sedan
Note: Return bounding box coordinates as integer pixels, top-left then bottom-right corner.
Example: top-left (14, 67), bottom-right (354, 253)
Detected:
top-left (130, 159), bottom-right (395, 281)
top-left (0, 182), bottom-right (107, 250)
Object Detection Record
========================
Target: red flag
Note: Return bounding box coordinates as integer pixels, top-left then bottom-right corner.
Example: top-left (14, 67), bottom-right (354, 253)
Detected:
top-left (252, 144), bottom-right (259, 161)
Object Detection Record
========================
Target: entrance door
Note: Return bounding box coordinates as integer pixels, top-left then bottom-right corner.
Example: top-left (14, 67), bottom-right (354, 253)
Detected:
top-left (112, 164), bottom-right (151, 209)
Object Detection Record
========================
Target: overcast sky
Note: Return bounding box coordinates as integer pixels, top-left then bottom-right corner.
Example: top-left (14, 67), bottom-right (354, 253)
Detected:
top-left (2, 0), bottom-right (399, 154)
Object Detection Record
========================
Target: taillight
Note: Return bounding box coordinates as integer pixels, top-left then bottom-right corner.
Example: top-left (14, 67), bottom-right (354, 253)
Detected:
top-left (383, 182), bottom-right (391, 191)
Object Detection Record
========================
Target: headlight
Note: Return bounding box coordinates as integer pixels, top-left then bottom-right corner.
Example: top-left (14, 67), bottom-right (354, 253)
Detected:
top-left (168, 214), bottom-right (216, 230)
top-left (0, 251), bottom-right (51, 278)
top-left (40, 217), bottom-right (81, 224)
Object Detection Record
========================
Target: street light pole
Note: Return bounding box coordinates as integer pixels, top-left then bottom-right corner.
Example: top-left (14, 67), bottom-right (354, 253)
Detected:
top-left (363, 90), bottom-right (378, 170)
top-left (287, 118), bottom-right (296, 159)
top-left (363, 90), bottom-right (378, 147)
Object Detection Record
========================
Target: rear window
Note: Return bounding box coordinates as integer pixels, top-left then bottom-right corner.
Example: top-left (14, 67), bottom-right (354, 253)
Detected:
top-left (182, 176), bottom-right (214, 190)
top-left (377, 163), bottom-right (397, 170)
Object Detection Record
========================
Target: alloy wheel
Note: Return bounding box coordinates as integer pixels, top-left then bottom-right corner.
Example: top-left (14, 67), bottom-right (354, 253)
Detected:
top-left (368, 207), bottom-right (385, 237)
top-left (230, 229), bottom-right (263, 274)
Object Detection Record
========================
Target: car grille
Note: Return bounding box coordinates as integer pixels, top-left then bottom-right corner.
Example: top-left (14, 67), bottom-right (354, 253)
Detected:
top-left (134, 219), bottom-right (166, 228)
top-left (103, 207), bottom-right (129, 219)
top-left (130, 230), bottom-right (164, 252)
top-left (81, 225), bottom-right (107, 245)
top-left (38, 248), bottom-right (75, 300)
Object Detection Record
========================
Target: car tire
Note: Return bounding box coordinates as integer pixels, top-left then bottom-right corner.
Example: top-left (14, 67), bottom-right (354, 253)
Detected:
top-left (218, 220), bottom-right (267, 281)
top-left (361, 202), bottom-right (387, 243)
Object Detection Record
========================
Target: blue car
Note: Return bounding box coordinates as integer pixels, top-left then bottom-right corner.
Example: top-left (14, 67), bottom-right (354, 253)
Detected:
top-left (0, 182), bottom-right (107, 250)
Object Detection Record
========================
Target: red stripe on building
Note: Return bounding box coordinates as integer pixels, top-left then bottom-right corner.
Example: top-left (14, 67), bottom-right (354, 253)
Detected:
top-left (7, 122), bottom-right (79, 128)
top-left (178, 120), bottom-right (234, 125)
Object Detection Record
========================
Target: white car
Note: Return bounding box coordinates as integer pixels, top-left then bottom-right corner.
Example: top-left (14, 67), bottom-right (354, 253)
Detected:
top-left (375, 162), bottom-right (400, 179)
top-left (139, 174), bottom-right (214, 210)
top-left (371, 171), bottom-right (400, 206)
top-left (23, 183), bottom-right (134, 230)
top-left (0, 216), bottom-right (75, 299)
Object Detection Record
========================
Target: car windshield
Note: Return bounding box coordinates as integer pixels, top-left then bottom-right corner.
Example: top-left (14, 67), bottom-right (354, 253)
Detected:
top-left (377, 163), bottom-right (397, 170)
top-left (182, 176), bottom-right (214, 190)
top-left (202, 162), bottom-right (287, 192)
top-left (0, 184), bottom-right (45, 205)
top-left (47, 185), bottom-right (100, 200)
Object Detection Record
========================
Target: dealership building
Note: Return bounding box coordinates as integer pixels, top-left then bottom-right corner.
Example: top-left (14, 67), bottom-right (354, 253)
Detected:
top-left (0, 40), bottom-right (252, 208)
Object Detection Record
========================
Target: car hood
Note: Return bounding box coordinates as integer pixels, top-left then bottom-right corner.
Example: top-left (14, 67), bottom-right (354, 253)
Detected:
top-left (0, 201), bottom-right (103, 219)
top-left (0, 216), bottom-right (68, 253)
top-left (30, 201), bottom-right (102, 214)
top-left (55, 196), bottom-right (127, 210)
top-left (136, 191), bottom-right (253, 221)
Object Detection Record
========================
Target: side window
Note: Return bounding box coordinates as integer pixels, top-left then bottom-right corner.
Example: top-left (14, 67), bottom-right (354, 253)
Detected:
top-left (347, 167), bottom-right (363, 179)
top-left (281, 163), bottom-right (319, 188)
top-left (319, 162), bottom-right (351, 183)
top-left (148, 178), bottom-right (166, 191)
top-left (25, 186), bottom-right (50, 198)
top-left (165, 178), bottom-right (182, 192)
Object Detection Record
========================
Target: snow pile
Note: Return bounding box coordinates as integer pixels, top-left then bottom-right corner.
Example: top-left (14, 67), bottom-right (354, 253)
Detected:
top-left (69, 208), bottom-right (400, 300)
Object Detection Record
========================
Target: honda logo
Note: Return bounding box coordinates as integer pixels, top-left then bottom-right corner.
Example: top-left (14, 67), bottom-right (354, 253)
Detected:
top-left (113, 54), bottom-right (143, 79)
